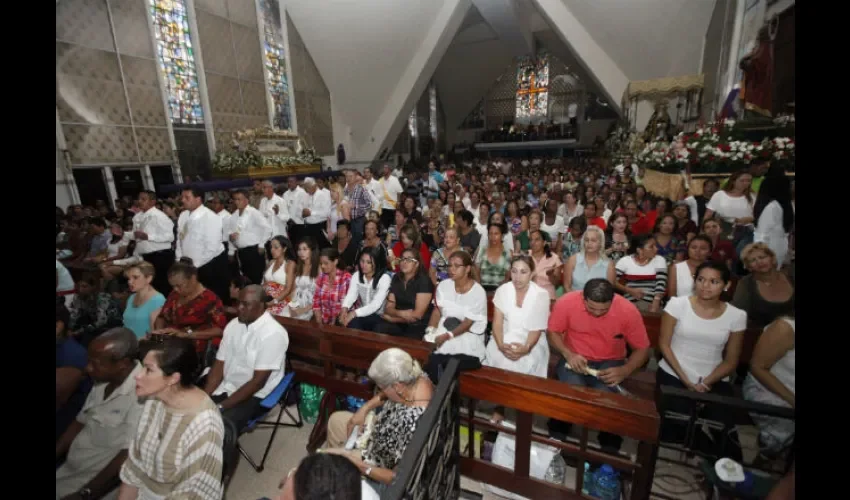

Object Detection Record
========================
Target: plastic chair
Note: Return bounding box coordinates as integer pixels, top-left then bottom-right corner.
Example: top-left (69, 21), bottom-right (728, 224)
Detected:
top-left (238, 371), bottom-right (303, 472)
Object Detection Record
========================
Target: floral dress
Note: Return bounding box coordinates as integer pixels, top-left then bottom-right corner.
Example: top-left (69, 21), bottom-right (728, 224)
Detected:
top-left (363, 400), bottom-right (427, 470)
top-left (431, 248), bottom-right (451, 282)
top-left (562, 233), bottom-right (582, 261)
top-left (283, 275), bottom-right (317, 321)
top-left (159, 289), bottom-right (228, 353)
top-left (476, 248), bottom-right (511, 290)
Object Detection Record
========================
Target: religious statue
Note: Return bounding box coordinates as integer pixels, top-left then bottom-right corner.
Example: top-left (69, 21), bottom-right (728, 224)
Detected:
top-left (739, 25), bottom-right (774, 118)
top-left (643, 101), bottom-right (672, 142)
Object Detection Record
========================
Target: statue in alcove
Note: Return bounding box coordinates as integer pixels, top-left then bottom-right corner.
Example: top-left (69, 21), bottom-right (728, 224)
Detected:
top-left (739, 25), bottom-right (774, 118)
top-left (643, 101), bottom-right (672, 142)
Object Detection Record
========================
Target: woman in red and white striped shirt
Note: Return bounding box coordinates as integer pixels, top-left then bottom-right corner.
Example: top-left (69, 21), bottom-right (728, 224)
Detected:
top-left (614, 234), bottom-right (668, 313)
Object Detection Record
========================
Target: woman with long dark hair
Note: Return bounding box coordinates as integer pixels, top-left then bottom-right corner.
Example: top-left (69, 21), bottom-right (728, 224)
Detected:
top-left (614, 234), bottom-right (668, 313)
top-left (340, 246), bottom-right (392, 330)
top-left (281, 237), bottom-right (320, 321)
top-left (753, 172), bottom-right (794, 269)
top-left (263, 235), bottom-right (297, 317)
top-left (375, 248), bottom-right (434, 339)
top-left (312, 248), bottom-right (352, 325)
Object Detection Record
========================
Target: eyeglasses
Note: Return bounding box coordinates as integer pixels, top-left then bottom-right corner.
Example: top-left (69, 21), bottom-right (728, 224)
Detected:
top-left (401, 257), bottom-right (418, 263)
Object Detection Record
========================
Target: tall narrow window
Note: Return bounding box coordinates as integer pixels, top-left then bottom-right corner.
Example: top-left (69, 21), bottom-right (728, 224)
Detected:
top-left (149, 0), bottom-right (204, 125)
top-left (260, 0), bottom-right (292, 130)
top-left (429, 82), bottom-right (438, 143)
top-left (515, 54), bottom-right (550, 124)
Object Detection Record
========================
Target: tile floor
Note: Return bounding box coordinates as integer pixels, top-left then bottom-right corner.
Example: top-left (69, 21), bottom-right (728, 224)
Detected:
top-left (224, 405), bottom-right (765, 500)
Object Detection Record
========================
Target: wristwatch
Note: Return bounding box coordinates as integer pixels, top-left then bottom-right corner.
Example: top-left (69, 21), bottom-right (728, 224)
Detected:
top-left (78, 487), bottom-right (93, 499)
top-left (364, 466), bottom-right (373, 478)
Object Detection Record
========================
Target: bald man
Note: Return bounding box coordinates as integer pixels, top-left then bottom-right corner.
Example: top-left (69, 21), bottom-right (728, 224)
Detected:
top-left (56, 328), bottom-right (143, 500)
top-left (205, 285), bottom-right (289, 431)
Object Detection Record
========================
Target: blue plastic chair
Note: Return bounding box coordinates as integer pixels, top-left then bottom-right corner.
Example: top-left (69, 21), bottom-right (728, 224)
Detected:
top-left (238, 371), bottom-right (303, 472)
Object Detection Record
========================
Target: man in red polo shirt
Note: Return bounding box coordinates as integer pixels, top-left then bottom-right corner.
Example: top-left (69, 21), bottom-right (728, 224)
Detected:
top-left (546, 278), bottom-right (651, 452)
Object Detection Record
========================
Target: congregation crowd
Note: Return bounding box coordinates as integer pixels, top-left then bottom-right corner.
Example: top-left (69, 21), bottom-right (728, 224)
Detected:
top-left (55, 155), bottom-right (795, 499)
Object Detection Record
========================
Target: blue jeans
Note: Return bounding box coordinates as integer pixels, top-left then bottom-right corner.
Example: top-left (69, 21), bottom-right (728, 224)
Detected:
top-left (350, 216), bottom-right (366, 247)
top-left (549, 358), bottom-right (626, 452)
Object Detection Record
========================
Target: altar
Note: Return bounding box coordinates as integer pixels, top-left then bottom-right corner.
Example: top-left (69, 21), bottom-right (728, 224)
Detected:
top-left (211, 127), bottom-right (321, 179)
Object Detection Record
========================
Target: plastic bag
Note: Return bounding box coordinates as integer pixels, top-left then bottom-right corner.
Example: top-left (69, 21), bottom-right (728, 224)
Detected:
top-left (483, 425), bottom-right (564, 500)
top-left (298, 383), bottom-right (326, 424)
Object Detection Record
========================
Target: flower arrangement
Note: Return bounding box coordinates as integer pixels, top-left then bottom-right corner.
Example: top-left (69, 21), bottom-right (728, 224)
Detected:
top-left (634, 119), bottom-right (795, 174)
top-left (211, 128), bottom-right (319, 174)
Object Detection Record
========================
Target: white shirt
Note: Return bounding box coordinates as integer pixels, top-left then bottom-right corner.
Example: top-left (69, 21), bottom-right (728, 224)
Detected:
top-left (132, 207), bottom-right (174, 255)
top-left (706, 190), bottom-right (754, 224)
top-left (259, 193), bottom-right (290, 238)
top-left (362, 179), bottom-right (382, 212)
top-left (282, 187), bottom-right (306, 223)
top-left (433, 280), bottom-right (489, 361)
top-left (684, 195), bottom-right (700, 226)
top-left (298, 188), bottom-right (332, 225)
top-left (216, 209), bottom-right (231, 244)
top-left (754, 200), bottom-right (789, 268)
top-left (230, 205), bottom-right (272, 249)
top-left (379, 175), bottom-right (404, 211)
top-left (175, 205), bottom-right (224, 268)
top-left (56, 259), bottom-right (75, 292)
top-left (658, 297), bottom-right (747, 384)
top-left (214, 312), bottom-right (289, 399)
top-left (341, 272), bottom-right (392, 317)
top-left (540, 215), bottom-right (566, 243)
top-left (672, 261), bottom-right (695, 298)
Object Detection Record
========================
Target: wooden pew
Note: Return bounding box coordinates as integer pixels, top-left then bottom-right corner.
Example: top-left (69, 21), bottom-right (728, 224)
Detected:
top-left (276, 317), bottom-right (661, 500)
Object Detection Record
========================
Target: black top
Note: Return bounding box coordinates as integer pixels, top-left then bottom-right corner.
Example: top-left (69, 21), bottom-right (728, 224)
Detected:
top-left (460, 229), bottom-right (482, 255)
top-left (390, 272), bottom-right (434, 311)
top-left (731, 272), bottom-right (795, 329)
top-left (335, 238), bottom-right (360, 273)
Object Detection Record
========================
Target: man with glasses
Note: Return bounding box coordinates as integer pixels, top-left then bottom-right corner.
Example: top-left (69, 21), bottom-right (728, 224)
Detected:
top-left (546, 278), bottom-right (650, 453)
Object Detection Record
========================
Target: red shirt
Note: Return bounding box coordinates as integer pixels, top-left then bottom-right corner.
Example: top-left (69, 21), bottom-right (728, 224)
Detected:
top-left (711, 239), bottom-right (735, 264)
top-left (630, 214), bottom-right (653, 235)
top-left (160, 289), bottom-right (228, 352)
top-left (547, 291), bottom-right (650, 361)
top-left (588, 216), bottom-right (607, 231)
top-left (312, 271), bottom-right (352, 324)
top-left (392, 242), bottom-right (432, 272)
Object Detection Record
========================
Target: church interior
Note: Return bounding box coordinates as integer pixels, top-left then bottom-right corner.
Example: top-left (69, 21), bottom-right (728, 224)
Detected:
top-left (56, 1), bottom-right (796, 499)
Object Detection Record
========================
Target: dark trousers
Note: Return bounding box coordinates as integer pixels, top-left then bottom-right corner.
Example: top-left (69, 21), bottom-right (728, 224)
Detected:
top-left (380, 209), bottom-right (396, 232)
top-left (304, 222), bottom-right (330, 249)
top-left (350, 216), bottom-right (366, 248)
top-left (237, 245), bottom-right (265, 286)
top-left (655, 368), bottom-right (742, 459)
top-left (142, 249), bottom-right (175, 297)
top-left (348, 313), bottom-right (382, 331)
top-left (197, 247), bottom-right (231, 302)
top-left (548, 358), bottom-right (626, 453)
top-left (211, 393), bottom-right (265, 432)
top-left (374, 318), bottom-right (428, 340)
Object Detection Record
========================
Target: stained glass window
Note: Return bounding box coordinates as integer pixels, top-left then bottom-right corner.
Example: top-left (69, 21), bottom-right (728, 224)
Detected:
top-left (260, 0), bottom-right (292, 130)
top-left (149, 0), bottom-right (204, 125)
top-left (515, 54), bottom-right (550, 124)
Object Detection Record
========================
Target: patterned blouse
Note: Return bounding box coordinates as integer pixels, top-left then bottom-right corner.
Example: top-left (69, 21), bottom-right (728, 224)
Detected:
top-left (68, 292), bottom-right (123, 340)
top-left (476, 248), bottom-right (511, 290)
top-left (160, 289), bottom-right (228, 352)
top-left (312, 270), bottom-right (353, 324)
top-left (363, 399), bottom-right (427, 470)
top-left (562, 232), bottom-right (582, 260)
top-left (430, 248), bottom-right (452, 282)
top-left (655, 236), bottom-right (685, 266)
top-left (121, 397), bottom-right (224, 500)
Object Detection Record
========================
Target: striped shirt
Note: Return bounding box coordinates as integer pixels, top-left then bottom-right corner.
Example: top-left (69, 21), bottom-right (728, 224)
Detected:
top-left (615, 255), bottom-right (668, 304)
top-left (120, 397), bottom-right (224, 500)
top-left (344, 183), bottom-right (372, 220)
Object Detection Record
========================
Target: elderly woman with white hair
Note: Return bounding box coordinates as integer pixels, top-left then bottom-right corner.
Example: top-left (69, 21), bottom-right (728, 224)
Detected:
top-left (561, 225), bottom-right (615, 293)
top-left (323, 348), bottom-right (433, 494)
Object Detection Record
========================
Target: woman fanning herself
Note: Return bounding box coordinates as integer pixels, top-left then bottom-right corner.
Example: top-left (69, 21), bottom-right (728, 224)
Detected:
top-left (732, 243), bottom-right (795, 329)
top-left (743, 311), bottom-right (796, 457)
top-left (604, 213), bottom-right (630, 262)
top-left (426, 251), bottom-right (488, 360)
top-left (485, 255), bottom-right (551, 379)
top-left (324, 348), bottom-right (433, 494)
top-left (281, 237), bottom-right (320, 321)
top-left (653, 214), bottom-right (685, 265)
top-left (264, 235), bottom-right (297, 317)
top-left (430, 227), bottom-right (462, 286)
top-left (475, 223), bottom-right (512, 292)
top-left (614, 234), bottom-right (668, 313)
top-left (119, 338), bottom-right (224, 499)
top-left (657, 261), bottom-right (746, 450)
top-left (529, 229), bottom-right (562, 300)
top-left (562, 225), bottom-right (615, 293)
top-left (153, 259), bottom-right (227, 355)
top-left (375, 248), bottom-right (434, 339)
top-left (391, 223), bottom-right (431, 272)
top-left (339, 247), bottom-right (392, 331)
top-left (668, 235), bottom-right (713, 298)
top-left (312, 248), bottom-right (353, 325)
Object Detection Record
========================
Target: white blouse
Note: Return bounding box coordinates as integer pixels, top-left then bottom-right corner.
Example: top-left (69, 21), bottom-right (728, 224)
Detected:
top-left (659, 297), bottom-right (747, 384)
top-left (341, 272), bottom-right (392, 317)
top-left (433, 280), bottom-right (488, 361)
top-left (484, 282), bottom-right (551, 377)
top-left (754, 200), bottom-right (789, 268)
top-left (672, 261), bottom-right (694, 298)
top-left (706, 191), bottom-right (753, 224)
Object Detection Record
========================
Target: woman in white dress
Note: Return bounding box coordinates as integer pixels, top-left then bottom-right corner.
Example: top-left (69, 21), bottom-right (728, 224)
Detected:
top-left (753, 174), bottom-right (794, 269)
top-left (263, 235), bottom-right (297, 316)
top-left (425, 250), bottom-right (488, 362)
top-left (485, 255), bottom-right (551, 378)
top-left (704, 171), bottom-right (754, 241)
top-left (280, 236), bottom-right (319, 321)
